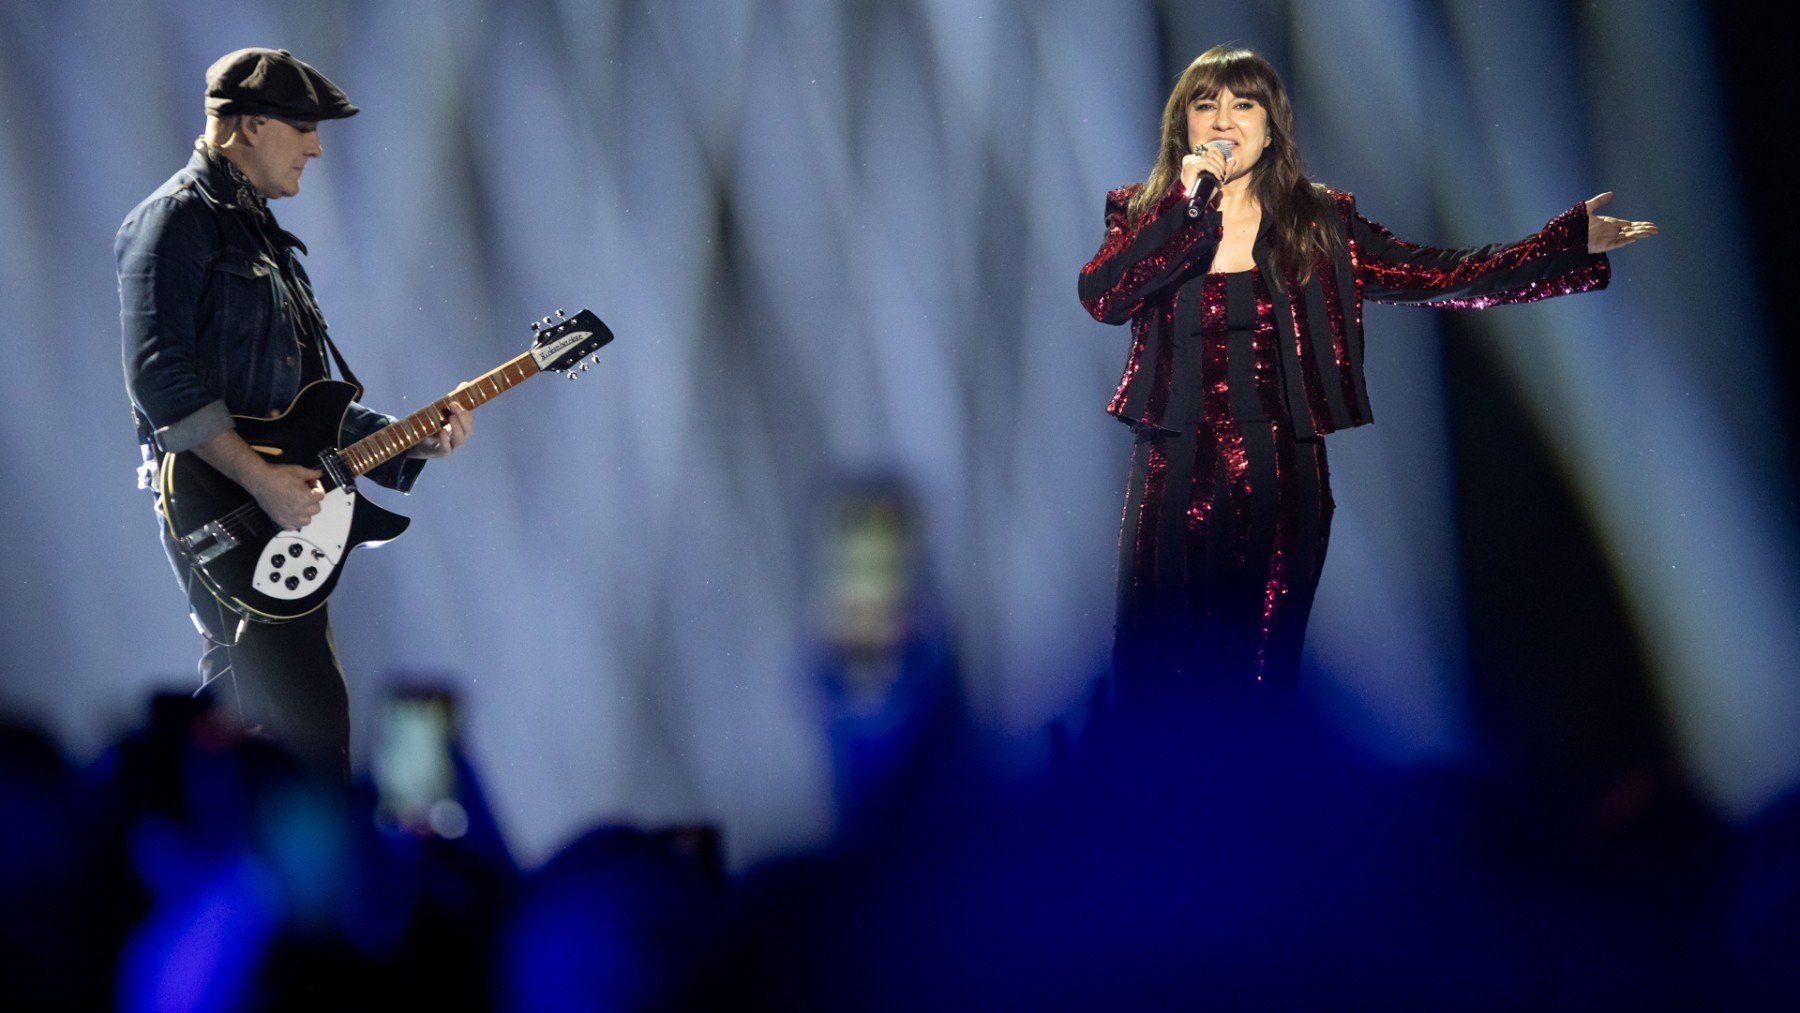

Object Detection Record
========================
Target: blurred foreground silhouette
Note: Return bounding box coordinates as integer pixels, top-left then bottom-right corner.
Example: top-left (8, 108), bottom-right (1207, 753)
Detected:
top-left (3, 652), bottom-right (1794, 1009)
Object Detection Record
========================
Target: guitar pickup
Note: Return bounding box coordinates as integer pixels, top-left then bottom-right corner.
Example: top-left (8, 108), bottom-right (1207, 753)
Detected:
top-left (183, 520), bottom-right (240, 566)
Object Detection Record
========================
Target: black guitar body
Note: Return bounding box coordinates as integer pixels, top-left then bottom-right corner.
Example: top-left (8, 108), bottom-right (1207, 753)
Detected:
top-left (160, 380), bottom-right (410, 623)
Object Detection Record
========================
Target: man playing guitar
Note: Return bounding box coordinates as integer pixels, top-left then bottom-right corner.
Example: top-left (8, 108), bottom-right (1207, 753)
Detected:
top-left (118, 49), bottom-right (472, 778)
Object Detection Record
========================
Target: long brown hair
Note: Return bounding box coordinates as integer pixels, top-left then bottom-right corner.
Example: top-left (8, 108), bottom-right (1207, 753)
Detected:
top-left (1128, 46), bottom-right (1339, 283)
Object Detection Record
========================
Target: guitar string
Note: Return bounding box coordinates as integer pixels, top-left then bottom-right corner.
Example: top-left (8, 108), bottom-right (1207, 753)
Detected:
top-left (201, 353), bottom-right (555, 545)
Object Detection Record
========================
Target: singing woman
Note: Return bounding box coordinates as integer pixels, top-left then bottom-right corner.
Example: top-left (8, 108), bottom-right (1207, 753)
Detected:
top-left (1078, 46), bottom-right (1656, 700)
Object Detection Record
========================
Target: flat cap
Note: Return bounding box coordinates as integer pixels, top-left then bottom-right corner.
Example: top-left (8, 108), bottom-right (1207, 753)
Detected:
top-left (205, 47), bottom-right (358, 121)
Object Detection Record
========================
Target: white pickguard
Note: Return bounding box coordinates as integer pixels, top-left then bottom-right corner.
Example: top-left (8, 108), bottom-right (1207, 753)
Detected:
top-left (250, 487), bottom-right (355, 599)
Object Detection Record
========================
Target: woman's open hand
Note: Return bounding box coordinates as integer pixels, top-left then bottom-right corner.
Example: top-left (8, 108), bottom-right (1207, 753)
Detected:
top-left (1585, 192), bottom-right (1658, 253)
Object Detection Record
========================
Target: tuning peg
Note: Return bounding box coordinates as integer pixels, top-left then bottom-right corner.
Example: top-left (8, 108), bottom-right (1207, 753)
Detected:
top-left (590, 354), bottom-right (601, 365)
top-left (555, 309), bottom-right (567, 320)
top-left (530, 321), bottom-right (541, 332)
top-left (580, 362), bottom-right (590, 371)
top-left (541, 316), bottom-right (554, 328)
top-left (566, 371), bottom-right (578, 380)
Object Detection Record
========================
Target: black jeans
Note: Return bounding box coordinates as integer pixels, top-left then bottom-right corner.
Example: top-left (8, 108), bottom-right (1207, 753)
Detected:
top-left (165, 509), bottom-right (352, 781)
top-left (195, 603), bottom-right (350, 781)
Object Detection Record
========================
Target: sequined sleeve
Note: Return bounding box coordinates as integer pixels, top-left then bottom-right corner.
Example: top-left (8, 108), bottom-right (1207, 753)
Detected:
top-left (1348, 197), bottom-right (1610, 310)
top-left (1078, 179), bottom-right (1223, 325)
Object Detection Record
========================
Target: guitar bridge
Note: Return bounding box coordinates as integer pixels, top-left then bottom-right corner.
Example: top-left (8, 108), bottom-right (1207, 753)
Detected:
top-left (319, 449), bottom-right (354, 492)
top-left (183, 520), bottom-right (241, 566)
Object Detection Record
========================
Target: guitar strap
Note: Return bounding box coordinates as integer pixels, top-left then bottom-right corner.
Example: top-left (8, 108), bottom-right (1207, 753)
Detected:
top-left (257, 218), bottom-right (365, 397)
top-left (319, 325), bottom-right (363, 394)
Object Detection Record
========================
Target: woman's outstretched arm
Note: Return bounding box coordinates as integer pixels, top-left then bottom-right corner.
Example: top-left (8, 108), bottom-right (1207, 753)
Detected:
top-left (1350, 191), bottom-right (1652, 309)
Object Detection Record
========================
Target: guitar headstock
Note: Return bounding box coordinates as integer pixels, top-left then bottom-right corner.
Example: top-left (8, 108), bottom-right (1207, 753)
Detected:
top-left (529, 308), bottom-right (614, 377)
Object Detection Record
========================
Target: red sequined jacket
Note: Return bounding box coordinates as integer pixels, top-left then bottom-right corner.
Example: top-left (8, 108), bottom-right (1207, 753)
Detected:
top-left (1077, 177), bottom-right (1611, 436)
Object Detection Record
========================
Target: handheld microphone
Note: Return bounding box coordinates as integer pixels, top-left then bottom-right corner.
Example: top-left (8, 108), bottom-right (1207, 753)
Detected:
top-left (1187, 140), bottom-right (1234, 218)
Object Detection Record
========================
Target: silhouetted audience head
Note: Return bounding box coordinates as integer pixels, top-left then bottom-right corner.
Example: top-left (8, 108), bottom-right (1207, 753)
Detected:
top-left (496, 825), bottom-right (725, 1009)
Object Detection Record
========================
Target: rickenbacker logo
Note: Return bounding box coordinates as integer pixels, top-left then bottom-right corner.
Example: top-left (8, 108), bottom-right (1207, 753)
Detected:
top-left (536, 329), bottom-right (593, 364)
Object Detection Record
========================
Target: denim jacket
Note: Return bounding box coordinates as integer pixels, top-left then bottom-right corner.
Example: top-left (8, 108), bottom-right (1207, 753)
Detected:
top-left (118, 144), bottom-right (423, 491)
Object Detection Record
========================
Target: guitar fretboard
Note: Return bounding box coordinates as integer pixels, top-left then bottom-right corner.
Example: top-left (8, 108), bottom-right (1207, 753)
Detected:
top-left (341, 352), bottom-right (541, 477)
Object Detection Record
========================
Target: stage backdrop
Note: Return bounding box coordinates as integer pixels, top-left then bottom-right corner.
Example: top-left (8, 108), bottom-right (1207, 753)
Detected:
top-left (1, 0), bottom-right (1792, 865)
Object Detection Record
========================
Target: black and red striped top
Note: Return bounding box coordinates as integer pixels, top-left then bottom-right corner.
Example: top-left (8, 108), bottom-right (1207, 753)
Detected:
top-left (1078, 181), bottom-right (1610, 437)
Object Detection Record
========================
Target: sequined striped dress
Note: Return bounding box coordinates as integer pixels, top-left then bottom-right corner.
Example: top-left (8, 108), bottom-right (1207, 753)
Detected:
top-left (1078, 179), bottom-right (1611, 697)
top-left (1114, 268), bottom-right (1332, 690)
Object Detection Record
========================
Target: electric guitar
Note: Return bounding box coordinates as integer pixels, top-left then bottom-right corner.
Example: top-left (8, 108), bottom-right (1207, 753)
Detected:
top-left (161, 308), bottom-right (613, 623)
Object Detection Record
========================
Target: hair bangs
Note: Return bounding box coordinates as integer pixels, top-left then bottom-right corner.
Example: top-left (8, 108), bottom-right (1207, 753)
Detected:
top-left (1179, 49), bottom-right (1276, 110)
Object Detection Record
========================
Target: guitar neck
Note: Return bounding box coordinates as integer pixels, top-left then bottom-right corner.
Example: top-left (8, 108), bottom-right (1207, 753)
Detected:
top-left (341, 351), bottom-right (540, 477)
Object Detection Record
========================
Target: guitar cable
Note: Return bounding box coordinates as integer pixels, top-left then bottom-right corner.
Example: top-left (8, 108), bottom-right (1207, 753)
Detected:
top-left (190, 585), bottom-right (252, 729)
